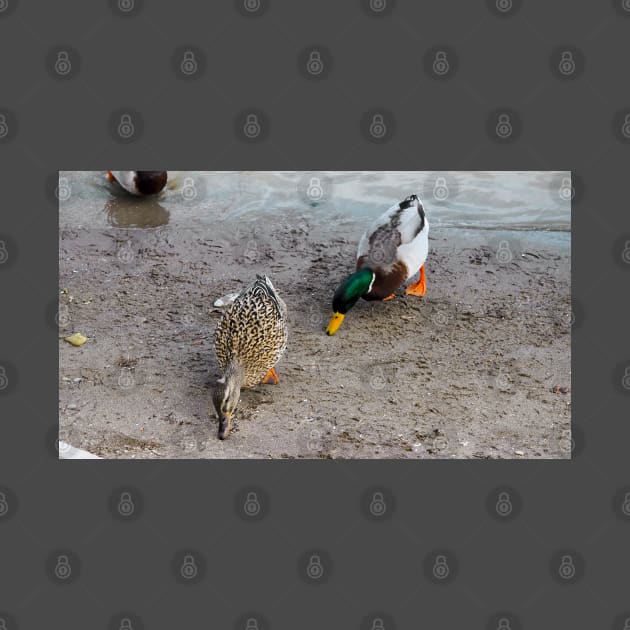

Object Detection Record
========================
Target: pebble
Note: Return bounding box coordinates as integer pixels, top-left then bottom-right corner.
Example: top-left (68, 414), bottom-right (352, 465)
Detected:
top-left (67, 403), bottom-right (78, 410)
top-left (514, 450), bottom-right (524, 456)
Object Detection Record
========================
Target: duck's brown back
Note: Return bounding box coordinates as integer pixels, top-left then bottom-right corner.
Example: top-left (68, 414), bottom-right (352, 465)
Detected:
top-left (214, 276), bottom-right (288, 388)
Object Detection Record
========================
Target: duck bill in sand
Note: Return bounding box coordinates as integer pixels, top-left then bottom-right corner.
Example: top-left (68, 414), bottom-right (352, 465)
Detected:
top-left (218, 413), bottom-right (233, 440)
top-left (326, 312), bottom-right (345, 336)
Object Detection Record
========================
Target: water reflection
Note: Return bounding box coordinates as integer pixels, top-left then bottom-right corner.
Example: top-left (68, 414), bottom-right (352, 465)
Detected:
top-left (104, 198), bottom-right (170, 228)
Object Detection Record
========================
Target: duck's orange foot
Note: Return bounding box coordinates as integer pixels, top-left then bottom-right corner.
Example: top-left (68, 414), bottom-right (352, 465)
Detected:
top-left (107, 171), bottom-right (115, 182)
top-left (405, 265), bottom-right (427, 297)
top-left (262, 367), bottom-right (279, 385)
top-left (382, 293), bottom-right (396, 302)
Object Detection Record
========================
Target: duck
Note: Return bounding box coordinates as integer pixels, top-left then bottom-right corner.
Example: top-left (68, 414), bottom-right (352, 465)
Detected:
top-left (107, 171), bottom-right (168, 196)
top-left (326, 193), bottom-right (429, 335)
top-left (212, 275), bottom-right (288, 440)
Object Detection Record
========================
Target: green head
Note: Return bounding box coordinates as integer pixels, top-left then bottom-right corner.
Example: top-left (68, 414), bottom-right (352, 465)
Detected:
top-left (326, 268), bottom-right (375, 335)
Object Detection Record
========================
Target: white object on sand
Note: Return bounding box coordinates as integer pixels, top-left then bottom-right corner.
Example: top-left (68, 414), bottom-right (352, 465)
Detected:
top-left (213, 292), bottom-right (240, 307)
top-left (58, 441), bottom-right (101, 460)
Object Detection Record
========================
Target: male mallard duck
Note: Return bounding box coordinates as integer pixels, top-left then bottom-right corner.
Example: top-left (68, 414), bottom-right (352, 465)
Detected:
top-left (326, 194), bottom-right (429, 335)
top-left (107, 171), bottom-right (168, 195)
top-left (212, 275), bottom-right (288, 440)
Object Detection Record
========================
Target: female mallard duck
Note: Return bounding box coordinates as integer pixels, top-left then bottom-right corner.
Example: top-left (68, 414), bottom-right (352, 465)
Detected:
top-left (107, 171), bottom-right (168, 195)
top-left (326, 194), bottom-right (429, 335)
top-left (212, 275), bottom-right (288, 440)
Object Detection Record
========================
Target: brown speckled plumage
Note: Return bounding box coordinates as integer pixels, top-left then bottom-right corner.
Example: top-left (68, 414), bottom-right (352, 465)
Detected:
top-left (214, 275), bottom-right (288, 387)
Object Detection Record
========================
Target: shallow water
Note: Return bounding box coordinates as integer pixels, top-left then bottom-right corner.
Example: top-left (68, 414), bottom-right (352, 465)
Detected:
top-left (59, 170), bottom-right (571, 232)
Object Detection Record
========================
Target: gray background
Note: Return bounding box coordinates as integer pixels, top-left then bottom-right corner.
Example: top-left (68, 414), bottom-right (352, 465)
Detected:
top-left (0, 0), bottom-right (629, 628)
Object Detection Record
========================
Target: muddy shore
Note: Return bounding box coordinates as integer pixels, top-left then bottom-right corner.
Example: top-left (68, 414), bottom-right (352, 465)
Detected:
top-left (58, 217), bottom-right (571, 459)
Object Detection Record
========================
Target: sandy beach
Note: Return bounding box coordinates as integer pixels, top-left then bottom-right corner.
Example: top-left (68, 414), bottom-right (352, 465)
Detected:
top-left (58, 209), bottom-right (571, 459)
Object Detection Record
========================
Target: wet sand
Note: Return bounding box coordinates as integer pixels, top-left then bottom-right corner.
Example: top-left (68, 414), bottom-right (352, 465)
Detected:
top-left (58, 217), bottom-right (571, 459)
